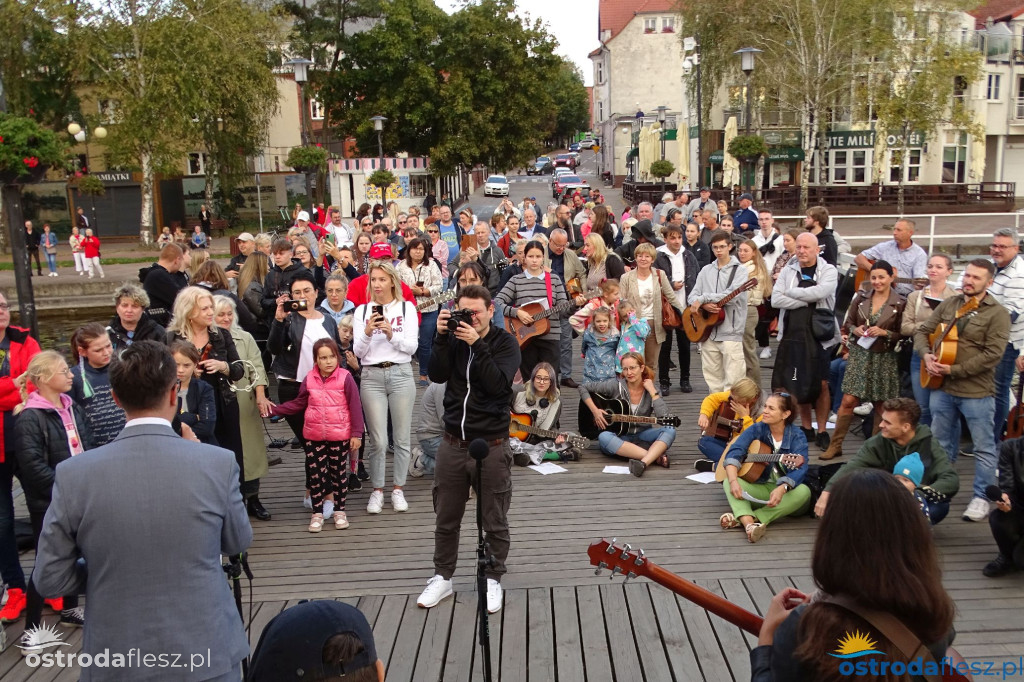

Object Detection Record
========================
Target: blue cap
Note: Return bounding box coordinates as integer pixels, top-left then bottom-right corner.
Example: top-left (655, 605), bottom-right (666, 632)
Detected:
top-left (893, 452), bottom-right (924, 487)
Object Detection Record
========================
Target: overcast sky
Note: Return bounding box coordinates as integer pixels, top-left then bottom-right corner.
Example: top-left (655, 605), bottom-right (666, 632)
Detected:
top-left (434, 0), bottom-right (600, 86)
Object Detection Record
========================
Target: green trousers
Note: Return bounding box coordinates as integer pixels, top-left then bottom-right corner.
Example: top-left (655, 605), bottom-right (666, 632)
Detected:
top-left (723, 478), bottom-right (811, 526)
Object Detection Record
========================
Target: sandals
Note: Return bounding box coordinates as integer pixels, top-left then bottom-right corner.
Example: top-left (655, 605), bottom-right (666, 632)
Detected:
top-left (309, 513), bottom-right (324, 533)
top-left (333, 511), bottom-right (349, 530)
top-left (745, 523), bottom-right (767, 543)
top-left (720, 513), bottom-right (741, 530)
top-left (657, 453), bottom-right (670, 469)
top-left (629, 459), bottom-right (647, 477)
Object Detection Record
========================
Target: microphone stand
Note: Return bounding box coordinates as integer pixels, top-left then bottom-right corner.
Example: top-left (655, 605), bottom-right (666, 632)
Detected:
top-left (475, 445), bottom-right (494, 682)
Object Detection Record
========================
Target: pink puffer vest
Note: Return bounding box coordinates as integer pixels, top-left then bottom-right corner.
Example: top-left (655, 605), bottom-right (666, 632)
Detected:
top-left (302, 367), bottom-right (354, 442)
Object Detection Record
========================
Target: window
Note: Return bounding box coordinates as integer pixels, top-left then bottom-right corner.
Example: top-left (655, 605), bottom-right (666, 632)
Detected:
top-left (988, 74), bottom-right (1002, 100)
top-left (829, 149), bottom-right (869, 184)
top-left (597, 101), bottom-right (604, 122)
top-left (409, 174), bottom-right (431, 197)
top-left (310, 99), bottom-right (324, 120)
top-left (889, 149), bottom-right (921, 183)
top-left (596, 61), bottom-right (604, 85)
top-left (97, 99), bottom-right (117, 124)
top-left (953, 75), bottom-right (968, 104)
top-left (644, 17), bottom-right (657, 33)
top-left (942, 131), bottom-right (967, 183)
top-left (662, 16), bottom-right (676, 32)
top-left (187, 153), bottom-right (207, 175)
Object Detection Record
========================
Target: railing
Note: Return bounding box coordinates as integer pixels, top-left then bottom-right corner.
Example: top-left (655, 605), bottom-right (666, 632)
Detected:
top-left (622, 180), bottom-right (677, 205)
top-left (1015, 97), bottom-right (1024, 121)
top-left (728, 182), bottom-right (1016, 213)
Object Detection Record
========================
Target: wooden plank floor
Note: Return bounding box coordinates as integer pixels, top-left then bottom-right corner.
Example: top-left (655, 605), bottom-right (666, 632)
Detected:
top-left (2, 341), bottom-right (1024, 679)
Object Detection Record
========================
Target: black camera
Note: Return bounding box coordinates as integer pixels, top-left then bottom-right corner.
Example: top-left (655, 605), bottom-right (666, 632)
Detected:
top-left (284, 299), bottom-right (308, 312)
top-left (447, 309), bottom-right (474, 331)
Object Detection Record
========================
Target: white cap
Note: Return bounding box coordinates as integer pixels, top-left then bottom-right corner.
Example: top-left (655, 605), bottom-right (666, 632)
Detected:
top-left (297, 211), bottom-right (310, 222)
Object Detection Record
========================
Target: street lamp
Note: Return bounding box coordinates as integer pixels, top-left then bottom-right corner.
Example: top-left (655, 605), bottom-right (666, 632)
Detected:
top-left (734, 47), bottom-right (761, 136)
top-left (369, 115), bottom-right (387, 203)
top-left (67, 122), bottom-right (108, 233)
top-left (683, 35), bottom-right (702, 188)
top-left (285, 56), bottom-right (314, 206)
top-left (655, 105), bottom-right (668, 194)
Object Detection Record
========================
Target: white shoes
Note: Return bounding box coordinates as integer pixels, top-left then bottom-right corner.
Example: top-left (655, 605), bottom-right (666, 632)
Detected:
top-left (487, 578), bottom-right (504, 613)
top-left (759, 346), bottom-right (771, 359)
top-left (962, 497), bottom-right (991, 522)
top-left (417, 575), bottom-right (453, 608)
top-left (367, 489), bottom-right (384, 514)
top-left (853, 402), bottom-right (873, 416)
top-left (391, 489), bottom-right (409, 512)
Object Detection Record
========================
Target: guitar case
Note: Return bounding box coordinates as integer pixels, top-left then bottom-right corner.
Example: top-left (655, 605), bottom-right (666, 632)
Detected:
top-left (771, 302), bottom-right (824, 404)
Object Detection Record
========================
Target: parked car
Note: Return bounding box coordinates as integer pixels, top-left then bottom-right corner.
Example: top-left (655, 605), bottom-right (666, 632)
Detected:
top-left (553, 173), bottom-right (583, 197)
top-left (569, 142), bottom-right (581, 152)
top-left (527, 156), bottom-right (553, 175)
top-left (568, 151), bottom-right (581, 165)
top-left (551, 167), bottom-right (572, 193)
top-left (579, 138), bottom-right (596, 149)
top-left (553, 153), bottom-right (577, 170)
top-left (483, 175), bottom-right (509, 197)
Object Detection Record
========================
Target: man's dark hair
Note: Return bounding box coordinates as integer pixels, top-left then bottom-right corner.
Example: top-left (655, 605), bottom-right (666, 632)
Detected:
top-left (663, 223), bottom-right (683, 237)
top-left (969, 257), bottom-right (996, 277)
top-left (109, 341), bottom-right (177, 411)
top-left (708, 229), bottom-right (731, 246)
top-left (316, 633), bottom-right (377, 682)
top-left (272, 238), bottom-right (293, 254)
top-left (290, 270), bottom-right (318, 293)
top-left (371, 224), bottom-right (388, 236)
top-left (881, 397), bottom-right (921, 429)
top-left (457, 284), bottom-right (492, 309)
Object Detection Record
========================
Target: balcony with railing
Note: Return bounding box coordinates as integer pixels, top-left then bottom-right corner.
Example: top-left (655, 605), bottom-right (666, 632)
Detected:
top-left (1015, 97), bottom-right (1024, 121)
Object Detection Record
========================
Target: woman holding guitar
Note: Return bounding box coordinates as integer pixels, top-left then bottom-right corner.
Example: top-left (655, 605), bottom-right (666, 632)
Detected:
top-left (511, 363), bottom-right (562, 444)
top-left (752, 470), bottom-right (957, 682)
top-left (694, 377), bottom-right (761, 472)
top-left (720, 392), bottom-right (810, 543)
top-left (579, 352), bottom-right (677, 477)
top-left (822, 260), bottom-right (906, 460)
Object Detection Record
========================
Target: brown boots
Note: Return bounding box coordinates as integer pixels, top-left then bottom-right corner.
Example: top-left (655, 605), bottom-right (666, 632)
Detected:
top-left (820, 414), bottom-right (852, 460)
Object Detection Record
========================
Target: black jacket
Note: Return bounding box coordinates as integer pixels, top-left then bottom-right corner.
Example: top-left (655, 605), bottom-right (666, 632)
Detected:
top-left (107, 313), bottom-right (165, 353)
top-left (655, 246), bottom-right (699, 296)
top-left (685, 240), bottom-right (712, 270)
top-left (13, 401), bottom-right (94, 515)
top-left (428, 323), bottom-right (521, 441)
top-left (142, 263), bottom-right (186, 326)
top-left (813, 228), bottom-right (839, 267)
top-left (176, 379), bottom-right (218, 444)
top-left (267, 312), bottom-right (340, 381)
top-left (195, 284), bottom-right (259, 337)
top-left (998, 437), bottom-right (1024, 507)
top-left (261, 261), bottom-right (310, 316)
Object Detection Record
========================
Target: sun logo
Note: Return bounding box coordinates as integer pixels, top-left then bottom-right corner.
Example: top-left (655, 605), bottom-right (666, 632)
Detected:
top-left (18, 623), bottom-right (72, 652)
top-left (829, 630), bottom-right (884, 659)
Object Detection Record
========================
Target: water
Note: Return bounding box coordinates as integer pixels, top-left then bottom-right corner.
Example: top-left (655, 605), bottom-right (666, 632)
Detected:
top-left (13, 307), bottom-right (109, 356)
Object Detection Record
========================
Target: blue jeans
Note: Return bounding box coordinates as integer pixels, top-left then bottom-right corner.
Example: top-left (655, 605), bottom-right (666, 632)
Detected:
top-left (828, 358), bottom-right (847, 413)
top-left (0, 458), bottom-right (26, 590)
top-left (930, 392), bottom-right (996, 500)
top-left (909, 354), bottom-right (934, 426)
top-left (697, 435), bottom-right (726, 467)
top-left (417, 309), bottom-right (439, 373)
top-left (994, 343), bottom-right (1017, 442)
top-left (598, 426), bottom-right (676, 456)
top-left (45, 253), bottom-right (57, 274)
top-left (360, 363), bottom-right (415, 489)
top-left (419, 435), bottom-right (440, 475)
top-left (491, 301), bottom-right (505, 330)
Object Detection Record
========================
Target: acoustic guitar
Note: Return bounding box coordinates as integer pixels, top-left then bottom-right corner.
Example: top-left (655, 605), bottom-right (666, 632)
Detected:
top-left (505, 280), bottom-right (600, 348)
top-left (576, 393), bottom-right (681, 439)
top-left (704, 401), bottom-right (743, 441)
top-left (586, 539), bottom-right (972, 682)
top-left (713, 437), bottom-right (805, 483)
top-left (919, 298), bottom-right (979, 390)
top-left (416, 289), bottom-right (457, 312)
top-left (509, 412), bottom-right (591, 450)
top-left (853, 260), bottom-right (928, 291)
top-left (1005, 379), bottom-right (1024, 439)
top-left (683, 278), bottom-right (759, 343)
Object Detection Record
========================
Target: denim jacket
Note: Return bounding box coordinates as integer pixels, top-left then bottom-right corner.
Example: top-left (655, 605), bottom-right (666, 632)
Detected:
top-left (723, 421), bottom-right (809, 489)
top-left (582, 327), bottom-right (620, 383)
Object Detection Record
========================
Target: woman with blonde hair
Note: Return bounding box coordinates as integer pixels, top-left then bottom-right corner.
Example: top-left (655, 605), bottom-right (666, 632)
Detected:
top-left (166, 287), bottom-right (246, 485)
top-left (253, 233), bottom-right (272, 256)
top-left (618, 242), bottom-right (678, 376)
top-left (13, 350), bottom-right (91, 638)
top-left (188, 248), bottom-right (210, 280)
top-left (737, 239), bottom-right (774, 385)
top-left (353, 261), bottom-right (419, 515)
top-left (583, 232), bottom-right (625, 290)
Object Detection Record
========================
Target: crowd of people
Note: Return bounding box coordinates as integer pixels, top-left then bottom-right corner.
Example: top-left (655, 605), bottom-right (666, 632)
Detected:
top-left (2, 182), bottom-right (1023, 677)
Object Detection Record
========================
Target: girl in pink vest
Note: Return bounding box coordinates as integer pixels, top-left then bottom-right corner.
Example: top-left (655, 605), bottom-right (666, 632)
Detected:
top-left (264, 338), bottom-right (364, 532)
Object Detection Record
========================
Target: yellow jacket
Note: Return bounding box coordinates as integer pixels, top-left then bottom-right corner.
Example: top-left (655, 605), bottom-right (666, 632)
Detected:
top-left (699, 391), bottom-right (756, 432)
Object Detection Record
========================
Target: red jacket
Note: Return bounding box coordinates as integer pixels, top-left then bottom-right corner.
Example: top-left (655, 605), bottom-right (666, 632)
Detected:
top-left (345, 275), bottom-right (420, 322)
top-left (82, 235), bottom-right (101, 258)
top-left (0, 326), bottom-right (41, 463)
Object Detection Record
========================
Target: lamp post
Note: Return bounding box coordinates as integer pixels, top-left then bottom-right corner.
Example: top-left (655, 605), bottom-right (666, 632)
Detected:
top-left (369, 115), bottom-right (387, 203)
top-left (734, 47), bottom-right (761, 194)
top-left (655, 105), bottom-right (668, 195)
top-left (286, 56), bottom-right (314, 206)
top-left (67, 122), bottom-right (108, 234)
top-left (683, 36), bottom-right (702, 188)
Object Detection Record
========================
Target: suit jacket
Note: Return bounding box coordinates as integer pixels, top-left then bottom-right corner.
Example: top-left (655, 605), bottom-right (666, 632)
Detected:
top-left (33, 423), bottom-right (251, 681)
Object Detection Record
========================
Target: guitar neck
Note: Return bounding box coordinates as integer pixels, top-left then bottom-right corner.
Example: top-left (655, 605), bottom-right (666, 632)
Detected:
top-left (608, 414), bottom-right (658, 426)
top-left (532, 301), bottom-right (574, 322)
top-left (746, 454), bottom-right (787, 463)
top-left (513, 421), bottom-right (562, 441)
top-left (644, 561), bottom-right (764, 635)
top-left (712, 279), bottom-right (754, 308)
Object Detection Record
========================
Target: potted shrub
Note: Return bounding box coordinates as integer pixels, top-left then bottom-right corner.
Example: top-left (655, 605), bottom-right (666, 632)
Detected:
top-left (285, 145), bottom-right (329, 174)
top-left (0, 114), bottom-right (66, 184)
top-left (76, 174), bottom-right (106, 198)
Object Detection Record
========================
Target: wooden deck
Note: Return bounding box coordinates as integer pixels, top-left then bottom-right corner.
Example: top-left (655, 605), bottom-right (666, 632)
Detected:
top-left (2, 344), bottom-right (1024, 680)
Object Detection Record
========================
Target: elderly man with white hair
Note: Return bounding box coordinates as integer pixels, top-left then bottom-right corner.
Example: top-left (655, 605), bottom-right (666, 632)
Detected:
top-left (987, 226), bottom-right (1024, 443)
top-left (518, 207), bottom-right (547, 240)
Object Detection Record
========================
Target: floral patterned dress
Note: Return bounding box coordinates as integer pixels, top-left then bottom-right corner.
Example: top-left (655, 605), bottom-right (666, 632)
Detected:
top-left (842, 306), bottom-right (901, 402)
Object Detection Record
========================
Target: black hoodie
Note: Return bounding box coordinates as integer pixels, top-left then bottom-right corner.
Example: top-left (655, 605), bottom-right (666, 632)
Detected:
top-left (260, 260), bottom-right (310, 316)
top-left (428, 321), bottom-right (521, 441)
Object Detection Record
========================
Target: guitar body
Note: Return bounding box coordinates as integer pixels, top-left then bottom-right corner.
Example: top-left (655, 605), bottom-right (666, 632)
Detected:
top-left (577, 394), bottom-right (631, 438)
top-left (714, 438), bottom-right (773, 482)
top-left (509, 411), bottom-right (591, 449)
top-left (504, 302), bottom-right (552, 347)
top-left (707, 401), bottom-right (742, 441)
top-left (509, 412), bottom-right (533, 441)
top-left (921, 322), bottom-right (959, 390)
top-left (682, 306), bottom-right (725, 343)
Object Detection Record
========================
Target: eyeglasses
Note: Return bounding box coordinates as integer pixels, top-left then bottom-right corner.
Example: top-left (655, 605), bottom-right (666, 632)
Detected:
top-left (57, 367), bottom-right (73, 376)
top-left (0, 304), bottom-right (9, 311)
top-left (990, 244), bottom-right (1014, 250)
top-left (534, 375), bottom-right (551, 382)
top-left (427, 229), bottom-right (439, 234)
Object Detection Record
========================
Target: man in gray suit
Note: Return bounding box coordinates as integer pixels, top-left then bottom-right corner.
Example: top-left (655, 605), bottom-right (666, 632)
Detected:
top-left (33, 341), bottom-right (252, 681)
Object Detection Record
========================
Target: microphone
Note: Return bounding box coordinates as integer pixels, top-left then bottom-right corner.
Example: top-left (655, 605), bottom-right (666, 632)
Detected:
top-left (985, 485), bottom-right (1005, 503)
top-left (469, 438), bottom-right (490, 462)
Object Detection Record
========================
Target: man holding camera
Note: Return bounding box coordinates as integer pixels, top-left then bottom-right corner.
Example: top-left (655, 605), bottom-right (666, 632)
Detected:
top-left (417, 285), bottom-right (521, 614)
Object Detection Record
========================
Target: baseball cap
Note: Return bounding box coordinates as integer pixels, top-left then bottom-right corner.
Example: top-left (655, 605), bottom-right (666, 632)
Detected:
top-left (297, 210), bottom-right (310, 222)
top-left (739, 193), bottom-right (754, 202)
top-left (700, 186), bottom-right (711, 192)
top-left (235, 232), bottom-right (255, 242)
top-left (369, 243), bottom-right (393, 260)
top-left (248, 600), bottom-right (377, 681)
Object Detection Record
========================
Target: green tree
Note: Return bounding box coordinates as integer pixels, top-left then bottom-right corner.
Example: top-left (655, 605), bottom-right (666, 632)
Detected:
top-left (545, 60), bottom-right (590, 147)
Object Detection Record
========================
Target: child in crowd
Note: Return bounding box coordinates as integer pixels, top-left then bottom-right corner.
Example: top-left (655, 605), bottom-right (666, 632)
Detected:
top-left (570, 278), bottom-right (621, 334)
top-left (615, 300), bottom-right (649, 372)
top-left (265, 338), bottom-right (363, 533)
top-left (68, 323), bottom-right (125, 447)
top-left (410, 380), bottom-right (446, 478)
top-left (693, 378), bottom-right (762, 472)
top-left (893, 452), bottom-right (932, 520)
top-left (13, 351), bottom-right (91, 641)
top-left (170, 340), bottom-right (217, 444)
top-left (581, 308), bottom-right (619, 383)
top-left (337, 314), bottom-right (367, 491)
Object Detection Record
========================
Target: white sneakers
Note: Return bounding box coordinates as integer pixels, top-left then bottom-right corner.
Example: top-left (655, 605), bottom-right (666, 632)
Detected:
top-left (853, 402), bottom-right (874, 416)
top-left (486, 578), bottom-right (503, 613)
top-left (391, 489), bottom-right (409, 512)
top-left (415, 575), bottom-right (503, 614)
top-left (366, 490), bottom-right (384, 514)
top-left (417, 575), bottom-right (453, 608)
top-left (962, 497), bottom-right (991, 522)
top-left (759, 346), bottom-right (772, 359)
top-left (409, 449), bottom-right (426, 478)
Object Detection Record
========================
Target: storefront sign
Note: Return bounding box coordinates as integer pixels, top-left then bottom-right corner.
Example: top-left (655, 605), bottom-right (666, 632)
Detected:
top-left (826, 130), bottom-right (924, 149)
top-left (762, 131), bottom-right (802, 147)
top-left (94, 171), bottom-right (135, 185)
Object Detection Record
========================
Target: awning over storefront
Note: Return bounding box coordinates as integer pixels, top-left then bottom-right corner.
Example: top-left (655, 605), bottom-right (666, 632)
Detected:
top-left (626, 148), bottom-right (639, 160)
top-left (708, 148), bottom-right (803, 163)
top-left (709, 150), bottom-right (724, 163)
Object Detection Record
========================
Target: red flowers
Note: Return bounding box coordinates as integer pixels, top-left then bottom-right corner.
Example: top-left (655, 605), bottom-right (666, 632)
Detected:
top-left (23, 157), bottom-right (39, 168)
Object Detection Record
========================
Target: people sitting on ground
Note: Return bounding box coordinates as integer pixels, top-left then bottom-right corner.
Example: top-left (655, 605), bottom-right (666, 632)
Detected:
top-left (813, 397), bottom-right (958, 525)
top-left (579, 352), bottom-right (676, 478)
top-left (694, 377), bottom-right (762, 473)
top-left (751, 469), bottom-right (956, 681)
top-left (983, 433), bottom-right (1024, 577)
top-left (511, 363), bottom-right (562, 445)
top-left (719, 392), bottom-right (810, 543)
top-left (410, 380), bottom-right (445, 479)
